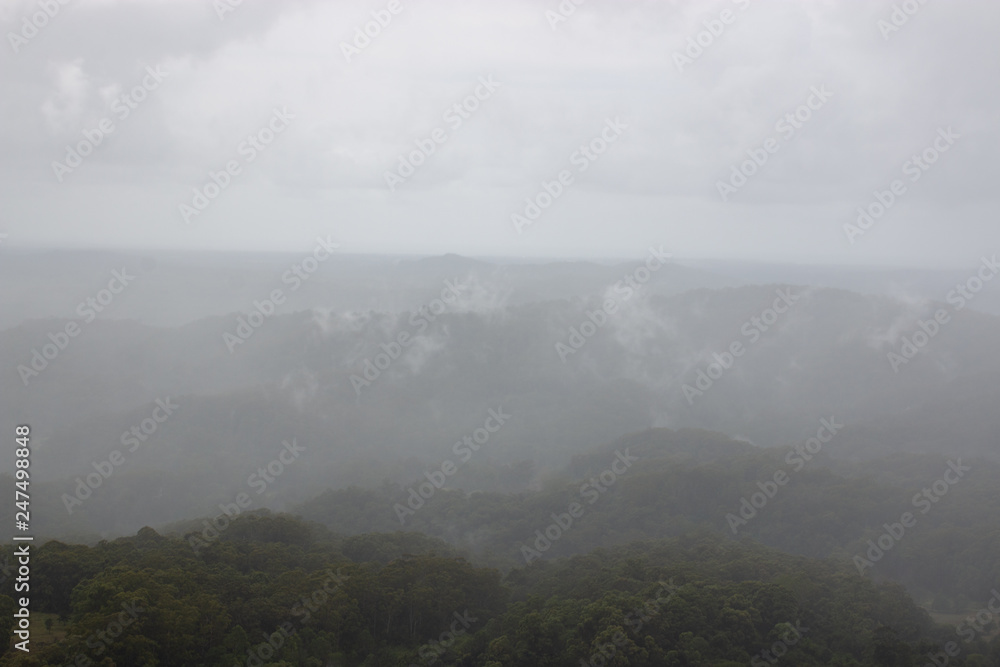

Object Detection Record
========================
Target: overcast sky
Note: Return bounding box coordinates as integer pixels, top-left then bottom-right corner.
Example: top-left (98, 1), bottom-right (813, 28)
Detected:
top-left (0, 0), bottom-right (996, 267)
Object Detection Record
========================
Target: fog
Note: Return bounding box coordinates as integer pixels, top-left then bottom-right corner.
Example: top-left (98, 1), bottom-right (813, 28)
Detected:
top-left (2, 1), bottom-right (999, 665)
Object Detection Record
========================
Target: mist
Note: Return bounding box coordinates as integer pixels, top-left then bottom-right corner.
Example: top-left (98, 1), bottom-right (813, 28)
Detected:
top-left (2, 1), bottom-right (999, 665)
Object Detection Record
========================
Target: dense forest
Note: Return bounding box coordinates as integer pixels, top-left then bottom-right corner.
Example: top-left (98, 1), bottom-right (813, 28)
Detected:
top-left (1, 516), bottom-right (997, 667)
top-left (3, 429), bottom-right (998, 666)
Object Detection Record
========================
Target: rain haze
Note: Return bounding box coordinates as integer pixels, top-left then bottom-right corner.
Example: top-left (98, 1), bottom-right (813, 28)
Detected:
top-left (1, 1), bottom-right (999, 665)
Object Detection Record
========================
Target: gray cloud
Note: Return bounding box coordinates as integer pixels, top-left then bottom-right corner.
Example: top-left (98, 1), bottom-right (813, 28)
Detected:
top-left (1, 0), bottom-right (997, 266)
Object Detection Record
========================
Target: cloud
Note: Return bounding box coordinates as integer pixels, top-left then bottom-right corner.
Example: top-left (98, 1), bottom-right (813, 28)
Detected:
top-left (1, 0), bottom-right (997, 264)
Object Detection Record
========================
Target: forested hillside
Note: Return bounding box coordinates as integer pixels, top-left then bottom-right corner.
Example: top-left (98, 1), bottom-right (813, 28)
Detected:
top-left (2, 517), bottom-right (996, 666)
top-left (290, 428), bottom-right (1000, 610)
